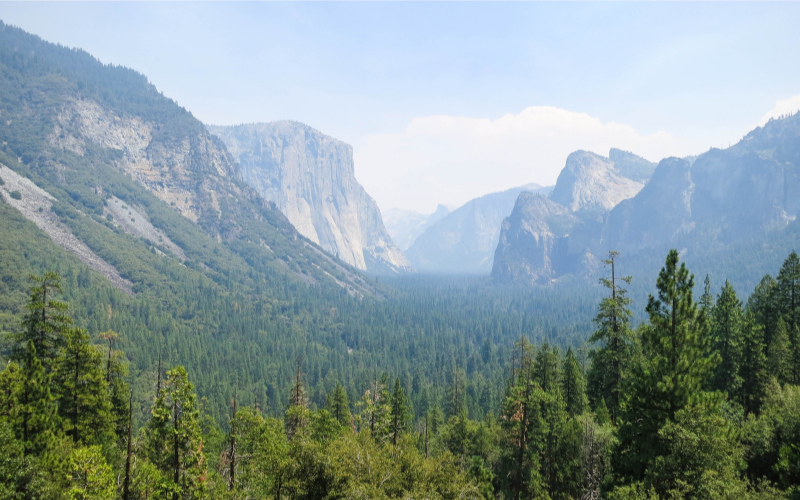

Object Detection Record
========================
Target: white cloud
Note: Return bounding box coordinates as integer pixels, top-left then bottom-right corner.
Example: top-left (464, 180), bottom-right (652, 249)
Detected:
top-left (760, 94), bottom-right (800, 126)
top-left (353, 106), bottom-right (687, 213)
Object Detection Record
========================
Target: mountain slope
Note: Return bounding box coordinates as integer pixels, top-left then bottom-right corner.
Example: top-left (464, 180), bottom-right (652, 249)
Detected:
top-left (492, 117), bottom-right (800, 287)
top-left (406, 184), bottom-right (551, 274)
top-left (383, 204), bottom-right (451, 251)
top-left (208, 122), bottom-right (413, 275)
top-left (492, 149), bottom-right (655, 283)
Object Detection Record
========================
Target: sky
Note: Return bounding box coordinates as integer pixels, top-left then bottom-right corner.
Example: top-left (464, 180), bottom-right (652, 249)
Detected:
top-left (2, 2), bottom-right (800, 214)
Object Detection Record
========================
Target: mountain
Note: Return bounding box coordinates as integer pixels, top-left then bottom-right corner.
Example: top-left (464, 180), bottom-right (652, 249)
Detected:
top-left (549, 149), bottom-right (653, 213)
top-left (492, 149), bottom-right (656, 283)
top-left (207, 122), bottom-right (412, 275)
top-left (382, 204), bottom-right (451, 251)
top-left (406, 183), bottom-right (551, 274)
top-left (492, 118), bottom-right (800, 288)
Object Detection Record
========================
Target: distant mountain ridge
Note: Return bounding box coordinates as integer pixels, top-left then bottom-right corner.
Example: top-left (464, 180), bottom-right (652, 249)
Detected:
top-left (492, 117), bottom-right (800, 285)
top-left (383, 204), bottom-right (451, 251)
top-left (406, 183), bottom-right (552, 274)
top-left (493, 149), bottom-right (656, 283)
top-left (208, 122), bottom-right (413, 275)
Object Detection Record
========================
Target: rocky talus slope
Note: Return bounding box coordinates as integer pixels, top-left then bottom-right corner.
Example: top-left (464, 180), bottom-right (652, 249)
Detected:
top-left (208, 122), bottom-right (413, 274)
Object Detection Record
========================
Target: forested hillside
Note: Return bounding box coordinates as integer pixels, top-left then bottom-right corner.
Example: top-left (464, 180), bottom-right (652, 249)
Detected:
top-left (1, 249), bottom-right (798, 499)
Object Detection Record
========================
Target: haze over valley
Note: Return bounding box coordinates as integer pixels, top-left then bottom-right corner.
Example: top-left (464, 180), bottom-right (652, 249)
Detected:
top-left (0, 5), bottom-right (800, 500)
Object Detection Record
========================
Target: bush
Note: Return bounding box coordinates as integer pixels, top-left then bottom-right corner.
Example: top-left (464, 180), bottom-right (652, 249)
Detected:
top-left (9, 191), bottom-right (21, 200)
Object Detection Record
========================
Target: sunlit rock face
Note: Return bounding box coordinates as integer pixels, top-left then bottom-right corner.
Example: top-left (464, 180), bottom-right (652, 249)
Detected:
top-left (209, 121), bottom-right (413, 274)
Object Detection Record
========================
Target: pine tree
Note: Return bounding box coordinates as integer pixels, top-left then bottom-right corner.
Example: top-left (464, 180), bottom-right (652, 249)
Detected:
top-left (562, 347), bottom-right (588, 418)
top-left (700, 274), bottom-right (715, 317)
top-left (389, 378), bottom-right (411, 446)
top-left (739, 312), bottom-right (767, 416)
top-left (534, 341), bottom-right (561, 395)
top-left (53, 327), bottom-right (114, 446)
top-left (145, 366), bottom-right (206, 500)
top-left (614, 249), bottom-right (720, 484)
top-left (325, 383), bottom-right (351, 427)
top-left (776, 251), bottom-right (800, 331)
top-left (587, 251), bottom-right (635, 424)
top-left (768, 317), bottom-right (793, 384)
top-left (11, 272), bottom-right (72, 373)
top-left (15, 341), bottom-right (59, 458)
top-left (747, 274), bottom-right (779, 347)
top-left (286, 361), bottom-right (309, 440)
top-left (710, 281), bottom-right (743, 397)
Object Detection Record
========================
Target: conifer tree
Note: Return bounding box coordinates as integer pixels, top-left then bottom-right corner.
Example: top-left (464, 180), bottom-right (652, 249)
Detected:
top-left (16, 341), bottom-right (59, 458)
top-left (534, 342), bottom-right (561, 395)
top-left (389, 378), bottom-right (411, 446)
top-left (768, 317), bottom-right (793, 384)
top-left (710, 281), bottom-right (743, 396)
top-left (562, 347), bottom-right (588, 418)
top-left (700, 274), bottom-right (715, 317)
top-left (588, 251), bottom-right (635, 424)
top-left (11, 272), bottom-right (72, 373)
top-left (614, 250), bottom-right (719, 484)
top-left (286, 361), bottom-right (309, 440)
top-left (748, 274), bottom-right (779, 347)
top-left (739, 312), bottom-right (767, 416)
top-left (776, 251), bottom-right (800, 331)
top-left (325, 383), bottom-right (351, 427)
top-left (53, 327), bottom-right (114, 445)
top-left (145, 366), bottom-right (206, 500)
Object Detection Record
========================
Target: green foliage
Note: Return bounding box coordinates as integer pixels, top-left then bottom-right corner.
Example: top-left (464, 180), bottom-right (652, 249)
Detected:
top-left (562, 347), bottom-right (588, 418)
top-left (67, 446), bottom-right (115, 500)
top-left (588, 251), bottom-right (636, 423)
top-left (614, 250), bottom-right (721, 484)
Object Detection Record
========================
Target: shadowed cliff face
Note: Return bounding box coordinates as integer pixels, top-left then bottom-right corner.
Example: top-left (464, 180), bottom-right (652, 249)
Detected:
top-left (208, 122), bottom-right (413, 274)
top-left (492, 149), bottom-right (655, 284)
top-left (493, 113), bottom-right (800, 285)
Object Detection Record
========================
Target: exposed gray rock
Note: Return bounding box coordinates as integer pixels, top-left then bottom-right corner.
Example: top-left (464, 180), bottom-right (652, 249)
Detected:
top-left (0, 165), bottom-right (134, 295)
top-left (549, 150), bottom-right (651, 213)
top-left (492, 113), bottom-right (800, 285)
top-left (208, 122), bottom-right (413, 274)
top-left (406, 184), bottom-right (550, 274)
top-left (491, 193), bottom-right (580, 284)
top-left (383, 204), bottom-right (451, 251)
top-left (492, 149), bottom-right (655, 283)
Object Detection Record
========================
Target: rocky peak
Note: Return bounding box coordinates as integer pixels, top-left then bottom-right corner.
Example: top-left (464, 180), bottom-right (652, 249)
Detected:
top-left (549, 150), bottom-right (650, 213)
top-left (209, 122), bottom-right (413, 274)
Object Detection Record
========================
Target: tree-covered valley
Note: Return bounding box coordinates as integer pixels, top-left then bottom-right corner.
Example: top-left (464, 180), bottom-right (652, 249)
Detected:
top-left (0, 17), bottom-right (799, 500)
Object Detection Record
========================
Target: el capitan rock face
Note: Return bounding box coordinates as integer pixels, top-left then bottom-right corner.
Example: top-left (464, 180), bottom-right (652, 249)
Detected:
top-left (208, 122), bottom-right (413, 274)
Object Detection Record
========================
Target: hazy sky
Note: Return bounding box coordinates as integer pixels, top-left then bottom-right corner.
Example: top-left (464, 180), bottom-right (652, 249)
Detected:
top-left (2, 2), bottom-right (800, 213)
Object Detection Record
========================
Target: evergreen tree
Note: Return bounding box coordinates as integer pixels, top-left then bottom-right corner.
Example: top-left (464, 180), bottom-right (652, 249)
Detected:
top-left (614, 250), bottom-right (720, 484)
top-left (445, 368), bottom-right (467, 418)
top-left (534, 341), bottom-right (561, 395)
top-left (53, 327), bottom-right (114, 445)
top-left (776, 251), bottom-right (800, 331)
top-left (325, 383), bottom-right (351, 428)
top-left (768, 317), bottom-right (793, 384)
top-left (710, 281), bottom-right (743, 397)
top-left (747, 274), bottom-right (779, 347)
top-left (11, 272), bottom-right (72, 373)
top-left (562, 347), bottom-right (588, 418)
top-left (389, 378), bottom-right (411, 446)
top-left (144, 366), bottom-right (206, 500)
top-left (286, 362), bottom-right (309, 440)
top-left (588, 251), bottom-right (635, 424)
top-left (738, 312), bottom-right (767, 416)
top-left (15, 341), bottom-right (59, 458)
top-left (700, 274), bottom-right (715, 317)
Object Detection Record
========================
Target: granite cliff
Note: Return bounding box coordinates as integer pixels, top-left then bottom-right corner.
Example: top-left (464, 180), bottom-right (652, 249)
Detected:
top-left (493, 115), bottom-right (800, 285)
top-left (492, 149), bottom-right (655, 283)
top-left (208, 122), bottom-right (413, 275)
top-left (406, 184), bottom-right (551, 274)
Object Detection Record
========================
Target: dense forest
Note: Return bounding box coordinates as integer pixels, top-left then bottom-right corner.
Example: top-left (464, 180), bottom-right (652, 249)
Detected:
top-left (1, 249), bottom-right (799, 499)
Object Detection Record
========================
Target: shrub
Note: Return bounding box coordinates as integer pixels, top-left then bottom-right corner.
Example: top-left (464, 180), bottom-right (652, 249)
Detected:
top-left (9, 190), bottom-right (21, 200)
